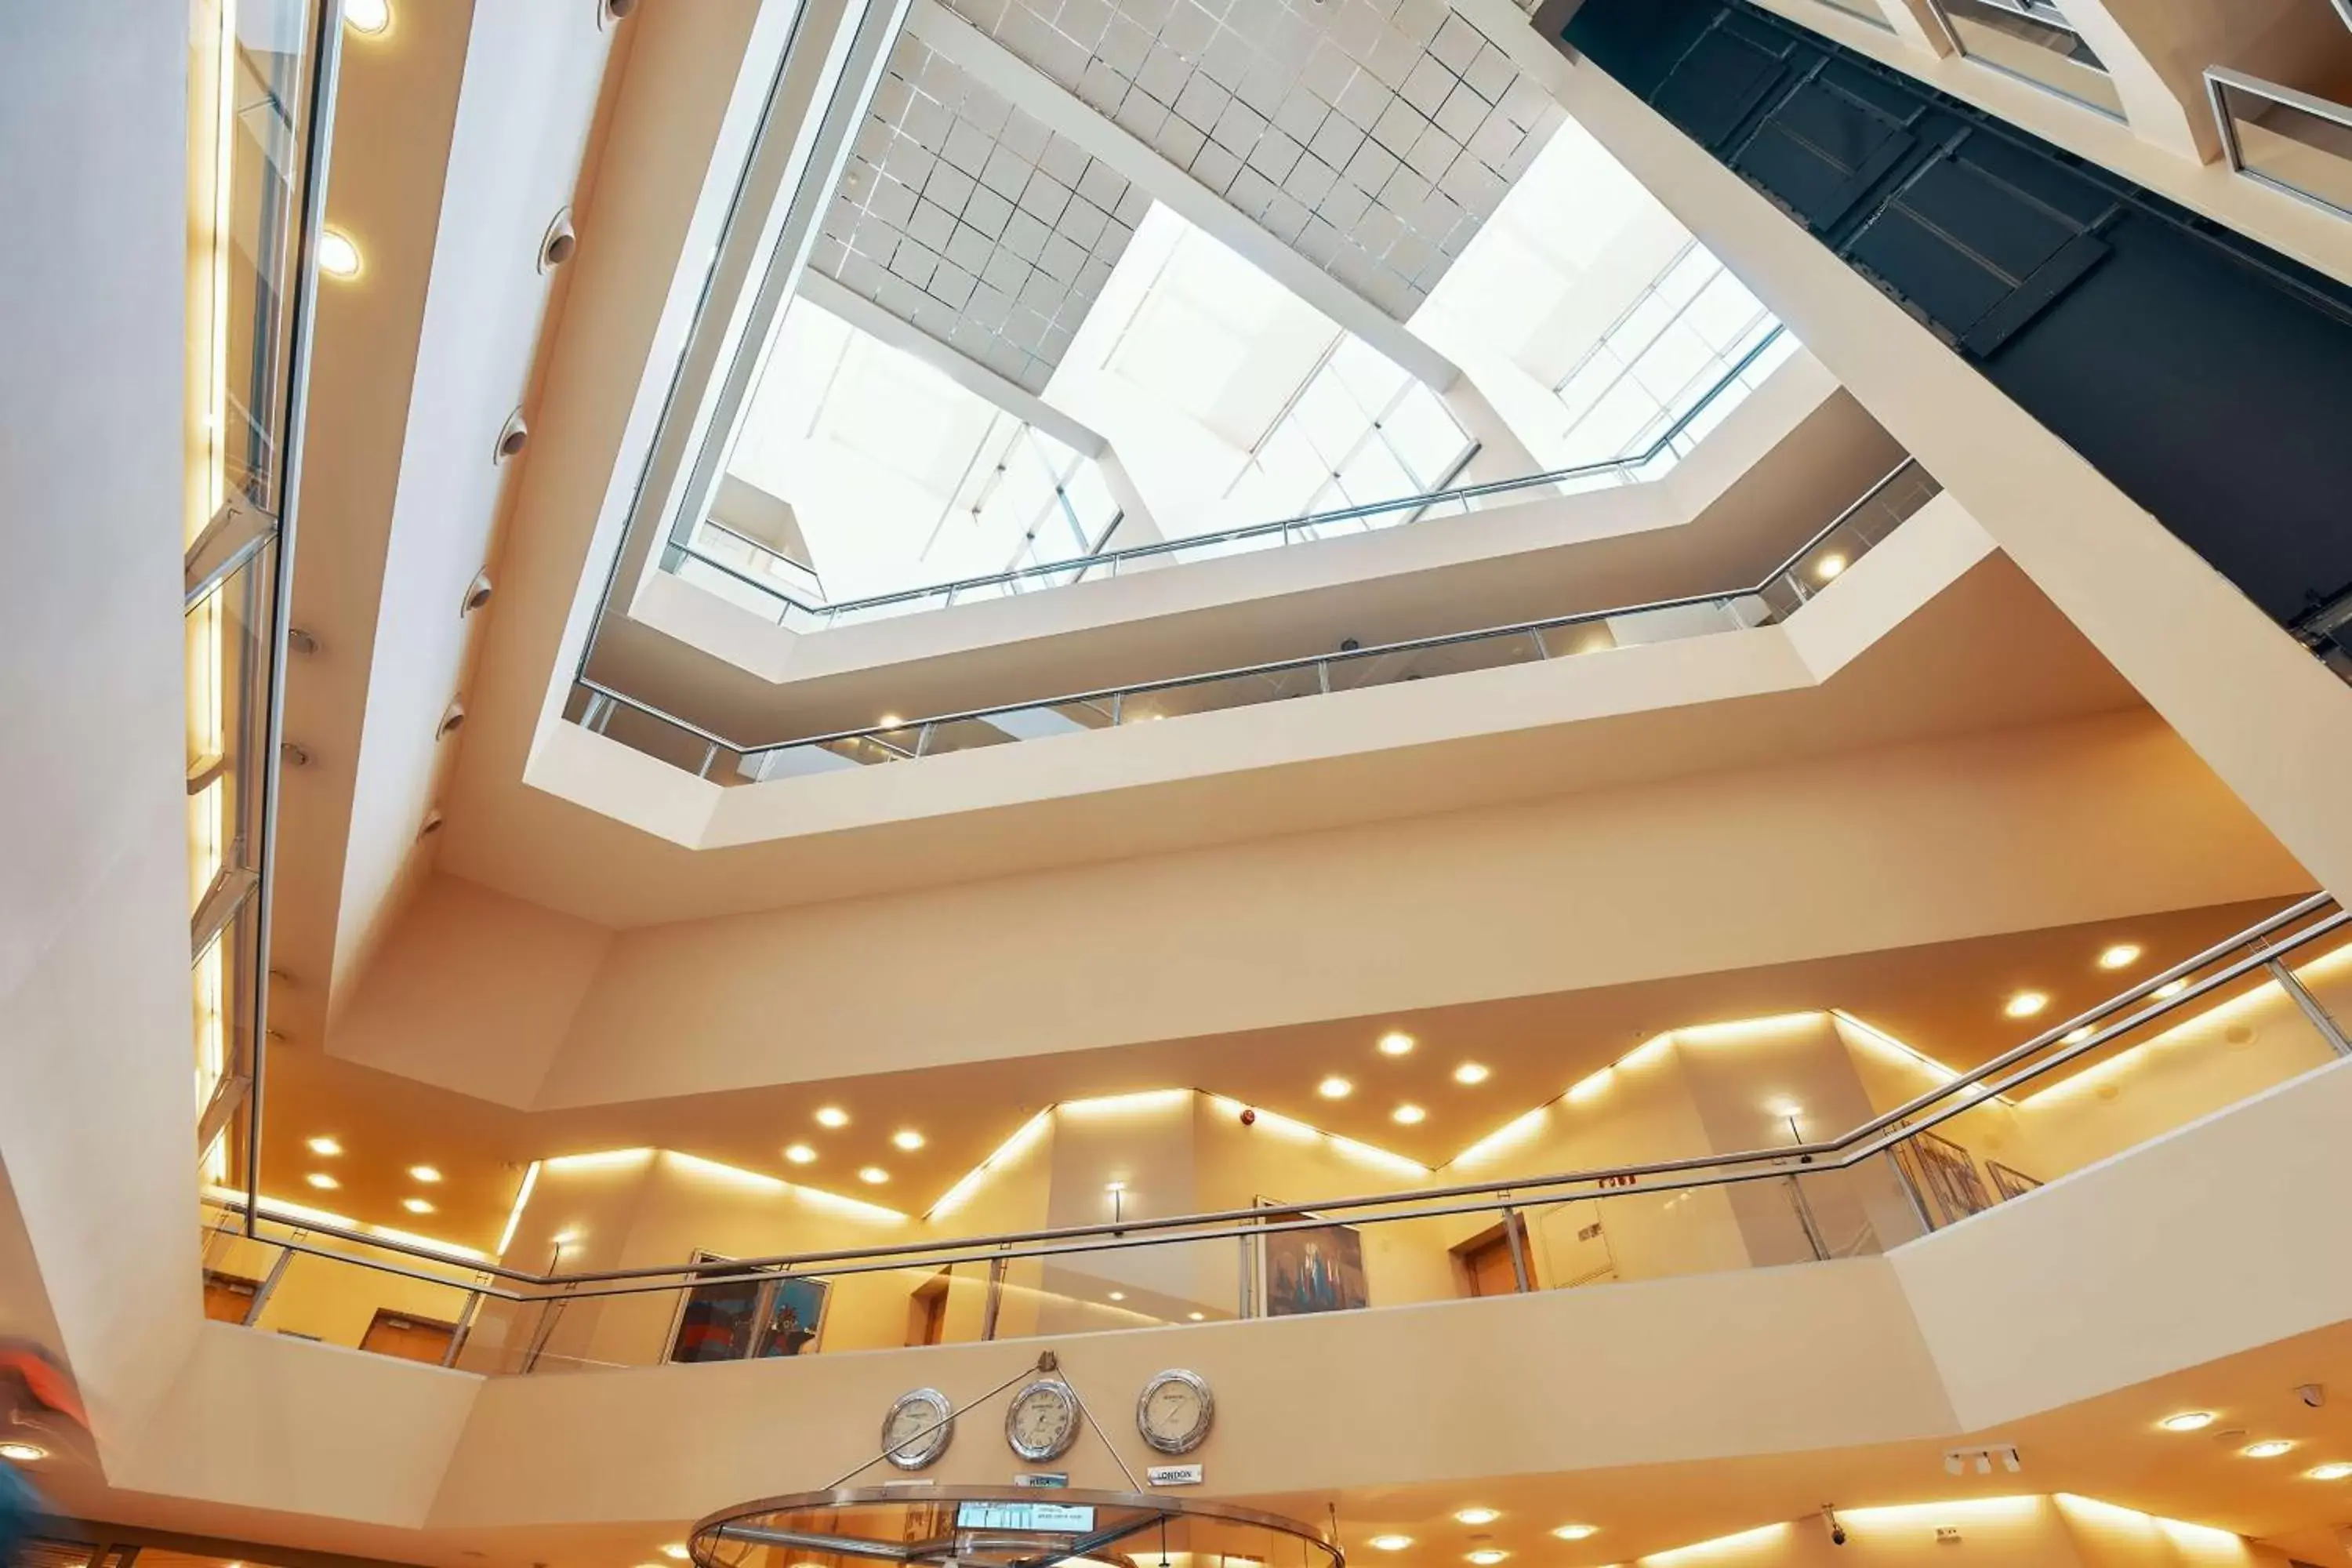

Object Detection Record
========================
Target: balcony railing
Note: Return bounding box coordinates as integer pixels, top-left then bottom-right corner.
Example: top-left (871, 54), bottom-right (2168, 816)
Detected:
top-left (569, 456), bottom-right (1942, 784)
top-left (653, 326), bottom-right (1795, 632)
top-left (2207, 66), bottom-right (2352, 221)
top-left (198, 892), bottom-right (2349, 1372)
top-left (184, 0), bottom-right (341, 1198)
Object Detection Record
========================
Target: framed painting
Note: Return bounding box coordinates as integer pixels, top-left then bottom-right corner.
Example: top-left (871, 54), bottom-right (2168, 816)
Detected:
top-left (666, 1252), bottom-right (829, 1362)
top-left (1254, 1200), bottom-right (1369, 1317)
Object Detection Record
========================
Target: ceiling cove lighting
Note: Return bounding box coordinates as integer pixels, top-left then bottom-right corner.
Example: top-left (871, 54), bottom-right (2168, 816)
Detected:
top-left (891, 1129), bottom-right (925, 1151)
top-left (1454, 1509), bottom-right (1501, 1526)
top-left (2243, 1439), bottom-right (2295, 1458)
top-left (1392, 1104), bottom-right (1427, 1125)
top-left (1377, 1032), bottom-right (1416, 1056)
top-left (2004, 991), bottom-right (2049, 1018)
top-left (925, 1109), bottom-right (1051, 1221)
top-left (2158, 1410), bottom-right (2216, 1431)
top-left (495, 1160), bottom-right (540, 1258)
top-left (1317, 1076), bottom-right (1353, 1099)
top-left (306, 1135), bottom-right (343, 1156)
top-left (543, 1147), bottom-right (652, 1171)
top-left (1368, 1537), bottom-right (1412, 1552)
top-left (784, 1144), bottom-right (817, 1164)
top-left (408, 1164), bottom-right (442, 1182)
top-left (1453, 1062), bottom-right (1490, 1085)
top-left (2099, 943), bottom-right (2143, 970)
top-left (343, 0), bottom-right (390, 31)
top-left (2307, 1463), bottom-right (2352, 1481)
top-left (316, 228), bottom-right (362, 278)
top-left (815, 1106), bottom-right (850, 1128)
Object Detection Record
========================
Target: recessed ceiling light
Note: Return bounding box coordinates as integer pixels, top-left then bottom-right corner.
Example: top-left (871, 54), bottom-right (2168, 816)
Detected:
top-left (891, 1129), bottom-right (925, 1152)
top-left (1369, 1538), bottom-right (1413, 1552)
top-left (401, 1198), bottom-right (434, 1214)
top-left (1551, 1526), bottom-right (1598, 1542)
top-left (1392, 1104), bottom-right (1426, 1125)
top-left (551, 1229), bottom-right (582, 1246)
top-left (1187, 1312), bottom-right (1205, 1322)
top-left (2098, 943), bottom-right (2143, 970)
top-left (317, 228), bottom-right (362, 279)
top-left (1454, 1509), bottom-right (1501, 1526)
top-left (1467, 1552), bottom-right (1508, 1565)
top-left (783, 1144), bottom-right (817, 1164)
top-left (1453, 1062), bottom-right (1490, 1085)
top-left (1377, 1032), bottom-right (1416, 1056)
top-left (2062, 1025), bottom-right (2096, 1044)
top-left (2004, 991), bottom-right (2049, 1018)
top-left (2153, 979), bottom-right (2187, 1000)
top-left (409, 1164), bottom-right (442, 1183)
top-left (307, 1136), bottom-right (343, 1156)
top-left (0, 1442), bottom-right (45, 1463)
top-left (2245, 1439), bottom-right (2296, 1458)
top-left (815, 1106), bottom-right (850, 1128)
top-left (1813, 554), bottom-right (1846, 582)
top-left (344, 0), bottom-right (390, 32)
top-left (2307, 1463), bottom-right (2352, 1481)
top-left (1107, 1290), bottom-right (1126, 1301)
top-left (2158, 1411), bottom-right (2215, 1431)
top-left (1105, 1180), bottom-right (1127, 1194)
top-left (1318, 1076), bottom-right (1352, 1099)
top-left (879, 713), bottom-right (905, 728)
top-left (305, 1172), bottom-right (339, 1190)
top-left (661, 1548), bottom-right (691, 1562)
top-left (858, 1166), bottom-right (889, 1185)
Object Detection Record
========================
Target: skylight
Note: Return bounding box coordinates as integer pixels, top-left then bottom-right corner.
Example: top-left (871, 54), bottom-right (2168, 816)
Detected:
top-left (714, 297), bottom-right (1121, 602)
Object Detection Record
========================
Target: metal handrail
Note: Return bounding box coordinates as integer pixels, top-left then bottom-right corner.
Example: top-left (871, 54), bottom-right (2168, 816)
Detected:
top-left (582, 452), bottom-right (1929, 767)
top-left (667, 325), bottom-right (1795, 621)
top-left (214, 891), bottom-right (2345, 1305)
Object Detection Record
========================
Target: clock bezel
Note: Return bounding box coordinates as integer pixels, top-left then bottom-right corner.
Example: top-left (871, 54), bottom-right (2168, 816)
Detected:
top-left (1134, 1368), bottom-right (1214, 1456)
top-left (880, 1387), bottom-right (956, 1471)
top-left (1004, 1376), bottom-right (1082, 1462)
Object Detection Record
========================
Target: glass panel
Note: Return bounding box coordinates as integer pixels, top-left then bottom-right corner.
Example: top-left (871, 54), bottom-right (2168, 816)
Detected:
top-left (1120, 665), bottom-right (1325, 723)
top-left (1938, 0), bottom-right (2125, 118)
top-left (1383, 383), bottom-right (1475, 483)
top-left (2220, 78), bottom-right (2352, 219)
top-left (1325, 630), bottom-right (1547, 691)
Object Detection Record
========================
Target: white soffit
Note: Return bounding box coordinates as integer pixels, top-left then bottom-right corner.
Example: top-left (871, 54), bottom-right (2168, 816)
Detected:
top-left (813, 31), bottom-right (1152, 393)
top-left (937, 0), bottom-right (1566, 320)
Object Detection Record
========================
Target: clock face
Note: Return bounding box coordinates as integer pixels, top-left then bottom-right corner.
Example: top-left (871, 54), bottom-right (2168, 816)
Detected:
top-left (1005, 1378), bottom-right (1080, 1461)
top-left (1137, 1370), bottom-right (1214, 1455)
top-left (881, 1388), bottom-right (954, 1470)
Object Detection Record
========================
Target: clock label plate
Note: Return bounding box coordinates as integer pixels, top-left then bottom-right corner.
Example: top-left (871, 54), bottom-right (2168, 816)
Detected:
top-left (1147, 1464), bottom-right (1205, 1486)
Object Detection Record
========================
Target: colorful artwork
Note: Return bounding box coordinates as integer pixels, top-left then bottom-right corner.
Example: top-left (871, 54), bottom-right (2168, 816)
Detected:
top-left (1257, 1202), bottom-right (1369, 1316)
top-left (668, 1255), bottom-right (829, 1362)
top-left (1985, 1160), bottom-right (2045, 1203)
top-left (757, 1275), bottom-right (827, 1356)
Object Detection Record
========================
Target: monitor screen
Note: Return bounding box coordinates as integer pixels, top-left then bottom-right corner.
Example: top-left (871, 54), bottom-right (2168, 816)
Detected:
top-left (956, 1501), bottom-right (1098, 1533)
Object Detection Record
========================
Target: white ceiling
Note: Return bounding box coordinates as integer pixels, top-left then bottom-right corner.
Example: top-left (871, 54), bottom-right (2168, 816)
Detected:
top-left (813, 30), bottom-right (1150, 391)
top-left (942, 0), bottom-right (1566, 318)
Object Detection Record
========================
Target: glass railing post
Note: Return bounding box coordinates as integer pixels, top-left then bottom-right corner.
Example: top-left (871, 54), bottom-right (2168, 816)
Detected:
top-left (1501, 1197), bottom-right (1531, 1291)
top-left (1315, 659), bottom-right (1330, 695)
top-left (915, 722), bottom-right (936, 759)
top-left (2262, 949), bottom-right (2352, 1057)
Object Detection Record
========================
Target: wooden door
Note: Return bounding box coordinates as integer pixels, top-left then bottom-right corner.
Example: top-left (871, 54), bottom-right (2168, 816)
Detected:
top-left (359, 1309), bottom-right (458, 1363)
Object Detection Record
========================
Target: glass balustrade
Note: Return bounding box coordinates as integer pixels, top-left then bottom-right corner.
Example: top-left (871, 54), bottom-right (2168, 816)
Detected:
top-left (655, 326), bottom-right (1798, 631)
top-left (2209, 67), bottom-right (2352, 220)
top-left (581, 456), bottom-right (1943, 787)
top-left (1930, 0), bottom-right (2126, 118)
top-left (198, 899), bottom-right (2348, 1373)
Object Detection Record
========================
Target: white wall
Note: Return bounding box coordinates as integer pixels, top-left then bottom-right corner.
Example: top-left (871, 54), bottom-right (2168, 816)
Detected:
top-left (0, 0), bottom-right (210, 1473)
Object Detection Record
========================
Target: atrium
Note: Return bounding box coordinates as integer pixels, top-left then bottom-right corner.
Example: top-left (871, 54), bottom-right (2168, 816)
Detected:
top-left (5, 3), bottom-right (2352, 1568)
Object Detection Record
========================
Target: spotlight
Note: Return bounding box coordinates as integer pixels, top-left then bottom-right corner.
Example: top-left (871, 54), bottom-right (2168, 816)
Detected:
top-left (815, 1107), bottom-right (849, 1128)
top-left (317, 228), bottom-right (362, 278)
top-left (2004, 991), bottom-right (2049, 1019)
top-left (1551, 1526), bottom-right (1597, 1542)
top-left (2245, 1440), bottom-right (2295, 1458)
top-left (0, 1443), bottom-right (46, 1464)
top-left (858, 1167), bottom-right (890, 1185)
top-left (344, 0), bottom-right (390, 31)
top-left (1318, 1076), bottom-right (1352, 1099)
top-left (1377, 1032), bottom-right (1416, 1056)
top-left (1369, 1538), bottom-right (1412, 1552)
top-left (2098, 943), bottom-right (2142, 970)
top-left (1392, 1104), bottom-right (1426, 1125)
top-left (783, 1145), bottom-right (816, 1164)
top-left (2158, 1410), bottom-right (2215, 1432)
top-left (307, 1136), bottom-right (343, 1156)
top-left (1454, 1510), bottom-right (1500, 1526)
top-left (1453, 1062), bottom-right (1490, 1085)
top-left (891, 1130), bottom-right (925, 1151)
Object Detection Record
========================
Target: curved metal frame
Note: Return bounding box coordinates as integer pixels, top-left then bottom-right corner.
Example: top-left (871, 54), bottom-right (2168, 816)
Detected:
top-left (1134, 1370), bottom-right (1214, 1457)
top-left (691, 1486), bottom-right (1345, 1568)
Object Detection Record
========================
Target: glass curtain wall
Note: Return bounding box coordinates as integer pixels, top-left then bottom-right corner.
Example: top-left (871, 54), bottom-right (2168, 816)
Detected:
top-left (1221, 338), bottom-right (1475, 537)
top-left (1548, 241), bottom-right (1795, 491)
